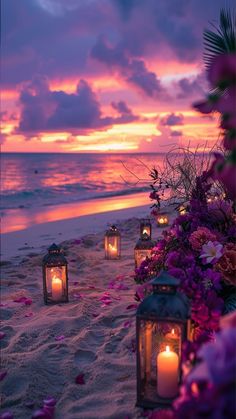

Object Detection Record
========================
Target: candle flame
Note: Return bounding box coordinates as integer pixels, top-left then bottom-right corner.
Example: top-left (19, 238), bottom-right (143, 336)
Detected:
top-left (108, 243), bottom-right (117, 251)
top-left (52, 275), bottom-right (61, 284)
top-left (171, 329), bottom-right (175, 335)
top-left (166, 345), bottom-right (170, 352)
top-left (143, 229), bottom-right (148, 234)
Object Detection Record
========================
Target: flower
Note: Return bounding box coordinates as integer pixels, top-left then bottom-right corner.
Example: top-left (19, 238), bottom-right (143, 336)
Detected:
top-left (200, 241), bottom-right (223, 264)
top-left (174, 327), bottom-right (236, 419)
top-left (215, 247), bottom-right (236, 286)
top-left (189, 227), bottom-right (217, 252)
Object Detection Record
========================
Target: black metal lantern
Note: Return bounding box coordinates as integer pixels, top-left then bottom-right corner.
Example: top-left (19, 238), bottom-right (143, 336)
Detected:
top-left (134, 234), bottom-right (155, 268)
top-left (136, 271), bottom-right (190, 409)
top-left (104, 225), bottom-right (121, 259)
top-left (140, 219), bottom-right (152, 240)
top-left (42, 243), bottom-right (69, 304)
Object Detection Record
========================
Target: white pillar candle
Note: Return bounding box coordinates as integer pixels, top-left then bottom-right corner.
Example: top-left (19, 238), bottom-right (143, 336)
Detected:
top-left (157, 346), bottom-right (179, 398)
top-left (52, 276), bottom-right (63, 301)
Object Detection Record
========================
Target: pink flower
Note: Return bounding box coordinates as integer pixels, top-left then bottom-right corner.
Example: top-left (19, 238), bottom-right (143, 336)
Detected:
top-left (189, 227), bottom-right (217, 251)
top-left (200, 241), bottom-right (223, 264)
top-left (216, 247), bottom-right (236, 286)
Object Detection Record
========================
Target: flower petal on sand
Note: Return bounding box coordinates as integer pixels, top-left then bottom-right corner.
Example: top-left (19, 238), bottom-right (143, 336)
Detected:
top-left (0, 371), bottom-right (7, 381)
top-left (43, 397), bottom-right (57, 407)
top-left (75, 373), bottom-right (85, 384)
top-left (55, 335), bottom-right (65, 341)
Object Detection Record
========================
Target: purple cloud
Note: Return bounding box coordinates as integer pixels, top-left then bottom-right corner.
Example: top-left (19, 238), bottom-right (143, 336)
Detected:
top-left (177, 73), bottom-right (207, 99)
top-left (17, 75), bottom-right (138, 134)
top-left (1, 0), bottom-right (235, 91)
top-left (91, 36), bottom-right (165, 98)
top-left (160, 113), bottom-right (184, 126)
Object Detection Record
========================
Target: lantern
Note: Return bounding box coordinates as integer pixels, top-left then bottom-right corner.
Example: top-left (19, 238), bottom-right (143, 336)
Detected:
top-left (178, 205), bottom-right (187, 215)
top-left (134, 234), bottom-right (155, 268)
top-left (136, 271), bottom-right (190, 408)
top-left (207, 194), bottom-right (219, 203)
top-left (42, 243), bottom-right (69, 304)
top-left (140, 219), bottom-right (152, 239)
top-left (104, 225), bottom-right (121, 259)
top-left (156, 213), bottom-right (169, 227)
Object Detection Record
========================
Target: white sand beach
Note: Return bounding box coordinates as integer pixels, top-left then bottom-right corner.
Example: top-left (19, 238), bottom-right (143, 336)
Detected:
top-left (0, 204), bottom-right (176, 419)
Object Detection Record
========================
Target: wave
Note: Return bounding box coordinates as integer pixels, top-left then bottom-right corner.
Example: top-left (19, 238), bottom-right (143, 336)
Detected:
top-left (0, 183), bottom-right (150, 211)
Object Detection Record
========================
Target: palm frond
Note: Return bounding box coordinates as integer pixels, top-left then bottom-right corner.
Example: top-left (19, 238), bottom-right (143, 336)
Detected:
top-left (203, 8), bottom-right (236, 69)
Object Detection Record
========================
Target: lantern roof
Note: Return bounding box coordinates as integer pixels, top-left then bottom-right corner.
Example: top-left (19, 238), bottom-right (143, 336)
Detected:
top-left (43, 243), bottom-right (67, 266)
top-left (137, 271), bottom-right (190, 319)
top-left (105, 225), bottom-right (120, 236)
top-left (135, 235), bottom-right (155, 249)
top-left (151, 271), bottom-right (180, 288)
top-left (48, 243), bottom-right (60, 253)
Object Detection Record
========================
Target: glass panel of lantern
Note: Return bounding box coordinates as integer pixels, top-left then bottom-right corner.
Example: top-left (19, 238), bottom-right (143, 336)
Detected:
top-left (140, 219), bottom-right (152, 240)
top-left (42, 243), bottom-right (69, 304)
top-left (104, 225), bottom-right (121, 259)
top-left (134, 233), bottom-right (155, 269)
top-left (136, 271), bottom-right (190, 409)
top-left (156, 213), bottom-right (169, 227)
top-left (178, 205), bottom-right (187, 215)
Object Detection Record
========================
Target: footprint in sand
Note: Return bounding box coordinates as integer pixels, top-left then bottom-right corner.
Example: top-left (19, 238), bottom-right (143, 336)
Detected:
top-left (0, 326), bottom-right (14, 349)
top-left (74, 349), bottom-right (97, 367)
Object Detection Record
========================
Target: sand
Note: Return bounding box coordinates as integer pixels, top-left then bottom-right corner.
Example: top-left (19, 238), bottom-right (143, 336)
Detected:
top-left (0, 207), bottom-right (176, 419)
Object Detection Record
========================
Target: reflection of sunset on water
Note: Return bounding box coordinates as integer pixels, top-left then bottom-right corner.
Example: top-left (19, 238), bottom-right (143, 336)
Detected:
top-left (2, 192), bottom-right (150, 233)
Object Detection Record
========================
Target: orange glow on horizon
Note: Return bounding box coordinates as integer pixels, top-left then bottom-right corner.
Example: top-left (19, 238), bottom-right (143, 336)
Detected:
top-left (2, 192), bottom-right (150, 233)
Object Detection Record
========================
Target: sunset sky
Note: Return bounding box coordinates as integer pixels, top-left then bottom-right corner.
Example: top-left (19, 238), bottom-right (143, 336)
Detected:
top-left (1, 0), bottom-right (233, 153)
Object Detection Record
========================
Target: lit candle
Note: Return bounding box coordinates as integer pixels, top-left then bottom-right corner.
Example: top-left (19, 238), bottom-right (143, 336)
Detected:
top-left (178, 206), bottom-right (186, 215)
top-left (109, 243), bottom-right (117, 254)
top-left (157, 346), bottom-right (179, 398)
top-left (145, 323), bottom-right (152, 378)
top-left (143, 228), bottom-right (148, 235)
top-left (52, 276), bottom-right (63, 301)
top-left (157, 215), bottom-right (169, 226)
top-left (166, 328), bottom-right (178, 340)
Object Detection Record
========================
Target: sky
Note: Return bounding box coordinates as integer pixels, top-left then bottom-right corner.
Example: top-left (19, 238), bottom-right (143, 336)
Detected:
top-left (1, 0), bottom-right (234, 153)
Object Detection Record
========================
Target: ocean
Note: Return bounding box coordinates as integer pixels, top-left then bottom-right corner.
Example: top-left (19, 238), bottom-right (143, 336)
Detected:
top-left (1, 153), bottom-right (166, 233)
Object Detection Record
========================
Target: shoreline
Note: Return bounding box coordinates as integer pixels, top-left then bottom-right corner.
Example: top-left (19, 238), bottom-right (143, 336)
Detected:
top-left (1, 192), bottom-right (152, 234)
top-left (1, 202), bottom-right (176, 261)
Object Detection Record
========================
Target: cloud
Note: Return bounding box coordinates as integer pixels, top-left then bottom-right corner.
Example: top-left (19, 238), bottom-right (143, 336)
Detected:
top-left (177, 73), bottom-right (207, 99)
top-left (111, 100), bottom-right (139, 123)
top-left (160, 112), bottom-right (184, 126)
top-left (91, 36), bottom-right (165, 98)
top-left (138, 126), bottom-right (180, 152)
top-left (2, 0), bottom-right (235, 90)
top-left (17, 75), bottom-right (138, 134)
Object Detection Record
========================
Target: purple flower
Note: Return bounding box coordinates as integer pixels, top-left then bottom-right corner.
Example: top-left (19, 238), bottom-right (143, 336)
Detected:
top-left (174, 327), bottom-right (236, 419)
